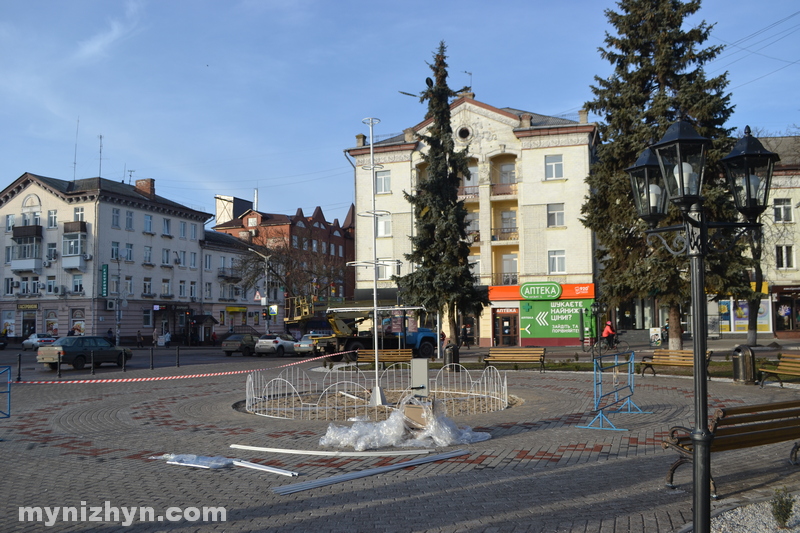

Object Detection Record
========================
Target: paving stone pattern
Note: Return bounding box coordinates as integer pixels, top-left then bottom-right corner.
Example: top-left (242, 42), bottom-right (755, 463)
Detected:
top-left (2, 354), bottom-right (799, 532)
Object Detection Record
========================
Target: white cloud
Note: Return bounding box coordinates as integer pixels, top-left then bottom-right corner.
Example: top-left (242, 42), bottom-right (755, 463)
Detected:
top-left (72, 0), bottom-right (142, 63)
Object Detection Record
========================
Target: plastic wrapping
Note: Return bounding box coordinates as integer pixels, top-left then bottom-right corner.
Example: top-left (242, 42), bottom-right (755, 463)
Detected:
top-left (319, 398), bottom-right (491, 451)
top-left (150, 453), bottom-right (234, 469)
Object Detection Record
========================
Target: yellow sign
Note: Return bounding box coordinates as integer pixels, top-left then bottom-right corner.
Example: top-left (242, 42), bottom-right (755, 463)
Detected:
top-left (226, 307), bottom-right (247, 313)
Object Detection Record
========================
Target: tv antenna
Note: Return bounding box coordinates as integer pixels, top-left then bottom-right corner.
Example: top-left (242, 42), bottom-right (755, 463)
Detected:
top-left (128, 169), bottom-right (135, 184)
top-left (98, 135), bottom-right (103, 177)
top-left (463, 71), bottom-right (472, 87)
top-left (73, 118), bottom-right (80, 181)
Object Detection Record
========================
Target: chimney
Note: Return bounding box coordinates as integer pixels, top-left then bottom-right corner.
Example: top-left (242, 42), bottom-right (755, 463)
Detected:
top-left (135, 178), bottom-right (155, 199)
top-left (579, 109), bottom-right (588, 124)
top-left (520, 113), bottom-right (533, 128)
top-left (458, 91), bottom-right (475, 100)
top-left (356, 133), bottom-right (366, 147)
top-left (404, 128), bottom-right (416, 142)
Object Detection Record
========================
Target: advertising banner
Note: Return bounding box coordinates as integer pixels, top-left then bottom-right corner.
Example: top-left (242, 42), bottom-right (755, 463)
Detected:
top-left (519, 299), bottom-right (592, 339)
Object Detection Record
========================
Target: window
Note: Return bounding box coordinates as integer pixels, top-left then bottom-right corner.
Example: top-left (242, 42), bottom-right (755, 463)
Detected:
top-left (162, 249), bottom-right (171, 265)
top-left (30, 276), bottom-right (39, 294)
top-left (547, 203), bottom-right (565, 227)
top-left (110, 275), bottom-right (120, 294)
top-left (126, 211), bottom-right (134, 230)
top-left (292, 235), bottom-right (299, 248)
top-left (774, 198), bottom-right (793, 222)
top-left (5, 214), bottom-right (14, 232)
top-left (376, 170), bottom-right (391, 193)
top-left (321, 241), bottom-right (327, 255)
top-left (179, 250), bottom-right (186, 266)
top-left (312, 239), bottom-right (318, 252)
top-left (179, 221), bottom-right (186, 238)
top-left (143, 277), bottom-right (152, 294)
top-left (499, 163), bottom-right (516, 184)
top-left (124, 276), bottom-right (133, 295)
top-left (501, 254), bottom-right (517, 285)
top-left (190, 252), bottom-right (197, 268)
top-left (20, 277), bottom-right (29, 295)
top-left (144, 214), bottom-right (153, 233)
top-left (72, 274), bottom-right (83, 293)
top-left (125, 243), bottom-right (134, 261)
top-left (190, 223), bottom-right (197, 240)
top-left (4, 278), bottom-right (13, 294)
top-left (339, 244), bottom-right (344, 257)
top-left (162, 218), bottom-right (171, 236)
top-left (161, 279), bottom-right (171, 296)
top-left (46, 276), bottom-right (56, 294)
top-left (111, 242), bottom-right (120, 260)
top-left (545, 155), bottom-right (563, 180)
top-left (204, 282), bottom-right (212, 299)
top-left (190, 281), bottom-right (197, 298)
top-left (377, 259), bottom-right (399, 280)
top-left (74, 207), bottom-right (84, 221)
top-left (777, 245), bottom-right (794, 269)
top-left (247, 217), bottom-right (257, 227)
top-left (548, 250), bottom-right (566, 274)
top-left (179, 280), bottom-right (186, 297)
top-left (112, 208), bottom-right (120, 228)
top-left (377, 213), bottom-right (392, 237)
top-left (143, 246), bottom-right (152, 264)
top-left (48, 210), bottom-right (57, 228)
top-left (204, 254), bottom-right (212, 270)
top-left (4, 246), bottom-right (11, 263)
top-left (47, 243), bottom-right (57, 260)
top-left (142, 309), bottom-right (153, 327)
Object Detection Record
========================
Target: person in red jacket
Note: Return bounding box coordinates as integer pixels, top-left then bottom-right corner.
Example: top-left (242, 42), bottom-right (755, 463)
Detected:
top-left (602, 321), bottom-right (616, 346)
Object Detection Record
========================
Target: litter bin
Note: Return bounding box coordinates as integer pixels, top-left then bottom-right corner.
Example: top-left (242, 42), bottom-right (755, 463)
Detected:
top-left (444, 343), bottom-right (460, 367)
top-left (732, 345), bottom-right (756, 385)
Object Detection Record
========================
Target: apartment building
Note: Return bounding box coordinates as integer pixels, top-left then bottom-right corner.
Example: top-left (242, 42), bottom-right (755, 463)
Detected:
top-left (0, 173), bottom-right (263, 344)
top-left (345, 94), bottom-right (598, 347)
top-left (212, 196), bottom-right (355, 335)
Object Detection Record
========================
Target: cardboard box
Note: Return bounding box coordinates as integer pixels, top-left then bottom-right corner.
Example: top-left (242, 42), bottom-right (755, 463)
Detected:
top-left (403, 404), bottom-right (429, 429)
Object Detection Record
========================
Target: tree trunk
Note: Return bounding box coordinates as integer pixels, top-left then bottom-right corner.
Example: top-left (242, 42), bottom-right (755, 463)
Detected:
top-left (668, 306), bottom-right (683, 350)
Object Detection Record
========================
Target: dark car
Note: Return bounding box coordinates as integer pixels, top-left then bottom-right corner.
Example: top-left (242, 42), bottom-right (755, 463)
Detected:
top-left (221, 334), bottom-right (258, 357)
top-left (37, 336), bottom-right (133, 370)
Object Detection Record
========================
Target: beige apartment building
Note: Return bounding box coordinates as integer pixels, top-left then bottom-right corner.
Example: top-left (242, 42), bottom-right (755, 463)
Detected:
top-left (0, 174), bottom-right (264, 345)
top-left (346, 94), bottom-right (599, 347)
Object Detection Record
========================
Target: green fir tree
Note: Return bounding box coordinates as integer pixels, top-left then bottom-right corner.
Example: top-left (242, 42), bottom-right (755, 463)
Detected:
top-left (395, 42), bottom-right (488, 344)
top-left (581, 0), bottom-right (751, 348)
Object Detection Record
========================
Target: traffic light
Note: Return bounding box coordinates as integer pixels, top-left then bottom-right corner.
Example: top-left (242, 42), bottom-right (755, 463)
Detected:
top-left (262, 309), bottom-right (268, 319)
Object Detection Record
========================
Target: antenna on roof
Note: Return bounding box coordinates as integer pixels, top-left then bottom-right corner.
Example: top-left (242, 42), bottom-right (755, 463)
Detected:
top-left (463, 71), bottom-right (472, 87)
top-left (128, 169), bottom-right (135, 185)
top-left (98, 134), bottom-right (103, 178)
top-left (73, 118), bottom-right (79, 181)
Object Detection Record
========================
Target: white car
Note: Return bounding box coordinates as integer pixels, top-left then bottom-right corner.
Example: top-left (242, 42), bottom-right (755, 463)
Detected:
top-left (294, 334), bottom-right (328, 355)
top-left (22, 333), bottom-right (57, 350)
top-left (254, 333), bottom-right (296, 357)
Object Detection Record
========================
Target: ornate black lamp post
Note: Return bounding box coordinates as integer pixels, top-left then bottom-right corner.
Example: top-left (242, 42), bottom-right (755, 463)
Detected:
top-left (627, 122), bottom-right (779, 533)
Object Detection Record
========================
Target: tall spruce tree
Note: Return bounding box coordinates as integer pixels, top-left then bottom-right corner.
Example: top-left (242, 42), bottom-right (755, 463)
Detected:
top-left (395, 42), bottom-right (489, 344)
top-left (581, 0), bottom-right (752, 349)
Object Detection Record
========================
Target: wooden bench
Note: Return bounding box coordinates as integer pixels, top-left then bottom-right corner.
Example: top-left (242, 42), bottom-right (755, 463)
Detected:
top-left (759, 352), bottom-right (800, 388)
top-left (356, 349), bottom-right (414, 368)
top-left (483, 347), bottom-right (545, 373)
top-left (640, 349), bottom-right (713, 378)
top-left (661, 399), bottom-right (800, 497)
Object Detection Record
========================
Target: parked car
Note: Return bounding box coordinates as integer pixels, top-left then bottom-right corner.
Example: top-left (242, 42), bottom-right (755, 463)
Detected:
top-left (37, 336), bottom-right (133, 370)
top-left (255, 333), bottom-right (296, 357)
top-left (22, 333), bottom-right (57, 350)
top-left (221, 334), bottom-right (259, 357)
top-left (294, 334), bottom-right (329, 355)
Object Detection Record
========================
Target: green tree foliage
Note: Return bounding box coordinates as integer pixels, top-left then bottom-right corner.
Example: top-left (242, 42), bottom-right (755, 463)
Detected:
top-left (395, 42), bottom-right (489, 340)
top-left (582, 0), bottom-right (751, 346)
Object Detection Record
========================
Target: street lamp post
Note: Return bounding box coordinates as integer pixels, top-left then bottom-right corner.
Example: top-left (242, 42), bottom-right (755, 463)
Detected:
top-left (627, 122), bottom-right (779, 533)
top-left (248, 248), bottom-right (271, 334)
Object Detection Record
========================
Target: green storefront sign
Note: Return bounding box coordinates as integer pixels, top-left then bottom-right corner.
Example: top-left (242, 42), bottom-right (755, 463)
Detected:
top-left (519, 298), bottom-right (594, 339)
top-left (519, 282), bottom-right (562, 300)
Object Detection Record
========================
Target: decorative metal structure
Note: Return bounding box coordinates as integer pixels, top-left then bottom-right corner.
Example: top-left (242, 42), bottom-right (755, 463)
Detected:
top-left (626, 121), bottom-right (779, 533)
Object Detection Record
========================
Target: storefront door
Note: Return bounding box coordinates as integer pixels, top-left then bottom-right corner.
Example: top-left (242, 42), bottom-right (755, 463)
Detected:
top-left (494, 310), bottom-right (518, 346)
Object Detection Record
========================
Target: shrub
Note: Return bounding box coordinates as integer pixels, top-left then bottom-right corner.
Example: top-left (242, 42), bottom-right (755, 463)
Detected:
top-left (771, 486), bottom-right (794, 529)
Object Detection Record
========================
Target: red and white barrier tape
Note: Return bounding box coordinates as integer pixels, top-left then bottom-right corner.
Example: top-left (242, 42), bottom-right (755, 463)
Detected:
top-left (14, 350), bottom-right (355, 384)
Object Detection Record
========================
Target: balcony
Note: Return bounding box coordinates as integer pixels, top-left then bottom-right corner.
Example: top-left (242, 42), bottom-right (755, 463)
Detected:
top-left (466, 230), bottom-right (480, 244)
top-left (457, 186), bottom-right (479, 200)
top-left (10, 257), bottom-right (42, 273)
top-left (490, 182), bottom-right (517, 196)
top-left (63, 220), bottom-right (88, 233)
top-left (217, 268), bottom-right (242, 281)
top-left (492, 272), bottom-right (518, 286)
top-left (491, 227), bottom-right (519, 241)
top-left (12, 225), bottom-right (43, 239)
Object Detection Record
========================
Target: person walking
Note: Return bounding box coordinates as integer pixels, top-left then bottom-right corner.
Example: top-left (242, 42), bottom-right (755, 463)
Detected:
top-left (152, 328), bottom-right (159, 347)
top-left (460, 324), bottom-right (470, 350)
top-left (211, 331), bottom-right (217, 346)
top-left (136, 330), bottom-right (143, 348)
top-left (164, 330), bottom-right (171, 349)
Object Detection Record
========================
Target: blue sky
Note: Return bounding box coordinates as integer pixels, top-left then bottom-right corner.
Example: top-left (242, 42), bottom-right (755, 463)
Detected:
top-left (1, 0), bottom-right (798, 225)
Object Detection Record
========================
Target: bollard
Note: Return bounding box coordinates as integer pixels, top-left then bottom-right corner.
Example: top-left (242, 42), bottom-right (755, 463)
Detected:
top-left (176, 346), bottom-right (180, 368)
top-left (16, 353), bottom-right (21, 382)
top-left (122, 350), bottom-right (126, 373)
top-left (149, 347), bottom-right (154, 370)
top-left (57, 353), bottom-right (62, 379)
top-left (90, 350), bottom-right (95, 375)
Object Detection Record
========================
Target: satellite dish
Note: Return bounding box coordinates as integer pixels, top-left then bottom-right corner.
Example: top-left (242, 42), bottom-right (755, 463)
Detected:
top-left (121, 299), bottom-right (128, 308)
